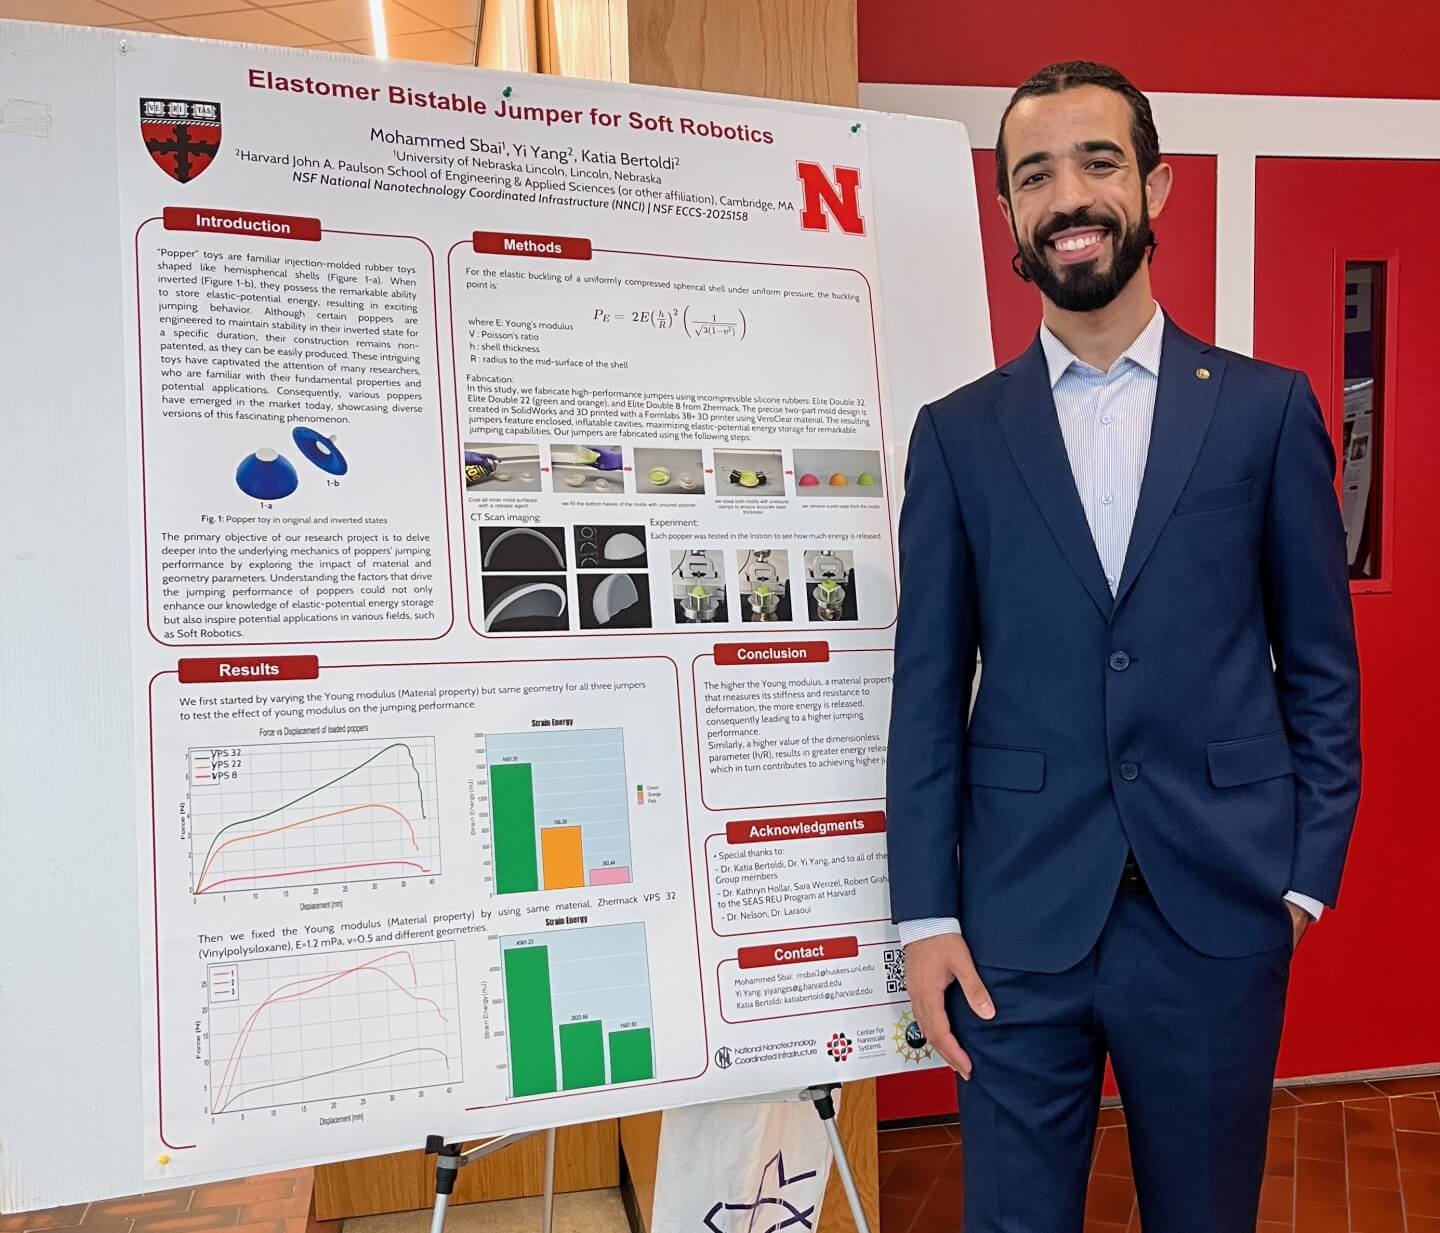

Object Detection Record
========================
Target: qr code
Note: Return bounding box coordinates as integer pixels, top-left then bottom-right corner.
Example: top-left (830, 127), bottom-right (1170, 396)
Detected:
top-left (883, 946), bottom-right (906, 993)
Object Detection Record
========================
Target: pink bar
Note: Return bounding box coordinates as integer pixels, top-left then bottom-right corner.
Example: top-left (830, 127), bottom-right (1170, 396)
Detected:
top-left (588, 866), bottom-right (632, 886)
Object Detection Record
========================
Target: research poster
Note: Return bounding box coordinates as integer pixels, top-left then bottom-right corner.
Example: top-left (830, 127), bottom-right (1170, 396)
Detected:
top-left (0, 21), bottom-right (992, 1198)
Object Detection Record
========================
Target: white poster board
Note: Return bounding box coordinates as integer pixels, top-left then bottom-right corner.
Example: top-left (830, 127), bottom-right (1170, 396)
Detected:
top-left (0, 20), bottom-right (991, 1209)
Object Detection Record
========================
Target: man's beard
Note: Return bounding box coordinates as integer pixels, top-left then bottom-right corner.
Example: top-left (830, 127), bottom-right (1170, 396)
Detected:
top-left (1013, 205), bottom-right (1153, 312)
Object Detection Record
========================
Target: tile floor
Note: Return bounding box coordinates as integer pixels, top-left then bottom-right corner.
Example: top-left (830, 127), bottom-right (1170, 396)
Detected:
top-left (0, 1172), bottom-right (628, 1233)
top-left (0, 1169), bottom-right (322, 1233)
top-left (6, 1078), bottom-right (1437, 1233)
top-left (878, 1075), bottom-right (1440, 1232)
top-left (343, 1190), bottom-right (629, 1233)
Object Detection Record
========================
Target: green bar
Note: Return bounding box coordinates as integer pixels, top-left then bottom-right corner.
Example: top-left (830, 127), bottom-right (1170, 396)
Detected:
top-left (559, 1020), bottom-right (606, 1090)
top-left (504, 945), bottom-right (556, 1096)
top-left (608, 1028), bottom-right (653, 1084)
top-left (491, 762), bottom-right (538, 894)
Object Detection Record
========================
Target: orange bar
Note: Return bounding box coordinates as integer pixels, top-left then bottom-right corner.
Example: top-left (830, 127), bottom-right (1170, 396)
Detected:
top-left (540, 826), bottom-right (585, 890)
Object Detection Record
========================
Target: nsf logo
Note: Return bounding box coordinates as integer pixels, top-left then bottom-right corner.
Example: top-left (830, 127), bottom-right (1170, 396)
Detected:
top-left (893, 1011), bottom-right (934, 1064)
top-left (714, 1046), bottom-right (733, 1069)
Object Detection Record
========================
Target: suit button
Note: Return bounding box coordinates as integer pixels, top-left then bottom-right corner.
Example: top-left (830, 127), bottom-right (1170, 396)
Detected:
top-left (1120, 763), bottom-right (1140, 781)
top-left (1109, 652), bottom-right (1131, 671)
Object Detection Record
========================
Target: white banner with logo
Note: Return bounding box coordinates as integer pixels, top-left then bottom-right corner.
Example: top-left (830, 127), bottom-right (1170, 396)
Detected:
top-left (652, 1097), bottom-right (834, 1233)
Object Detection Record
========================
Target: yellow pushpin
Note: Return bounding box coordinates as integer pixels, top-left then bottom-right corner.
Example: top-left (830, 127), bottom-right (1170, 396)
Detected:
top-left (157, 1154), bottom-right (171, 1166)
top-left (1196, 367), bottom-right (1211, 380)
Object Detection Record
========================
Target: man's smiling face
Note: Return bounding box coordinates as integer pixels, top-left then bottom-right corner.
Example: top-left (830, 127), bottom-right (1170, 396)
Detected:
top-left (999, 84), bottom-right (1167, 312)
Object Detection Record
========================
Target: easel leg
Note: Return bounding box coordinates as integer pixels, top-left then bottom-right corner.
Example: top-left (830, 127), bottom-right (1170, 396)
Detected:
top-left (428, 1141), bottom-right (462, 1233)
top-left (803, 1086), bottom-right (873, 1233)
top-left (427, 1190), bottom-right (450, 1233)
top-left (542, 1127), bottom-right (557, 1233)
top-left (425, 1132), bottom-right (546, 1233)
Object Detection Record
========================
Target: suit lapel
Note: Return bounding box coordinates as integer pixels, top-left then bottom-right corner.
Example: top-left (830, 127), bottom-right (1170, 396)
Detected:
top-left (993, 339), bottom-right (1114, 620)
top-left (1113, 322), bottom-right (1224, 608)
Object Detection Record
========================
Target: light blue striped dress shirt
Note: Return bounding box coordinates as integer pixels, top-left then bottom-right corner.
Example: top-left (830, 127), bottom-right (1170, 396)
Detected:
top-left (896, 305), bottom-right (1322, 948)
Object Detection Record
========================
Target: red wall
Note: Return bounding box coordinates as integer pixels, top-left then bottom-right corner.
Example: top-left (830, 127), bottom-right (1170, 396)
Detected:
top-left (859, 0), bottom-right (1440, 99)
top-left (862, 2), bottom-right (1440, 1123)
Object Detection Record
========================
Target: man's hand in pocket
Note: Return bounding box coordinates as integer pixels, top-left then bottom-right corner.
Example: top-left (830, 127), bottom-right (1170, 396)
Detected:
top-left (905, 933), bottom-right (996, 1080)
top-left (1287, 900), bottom-right (1313, 952)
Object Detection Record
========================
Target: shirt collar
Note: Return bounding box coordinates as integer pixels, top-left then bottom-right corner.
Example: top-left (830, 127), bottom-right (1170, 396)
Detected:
top-left (1038, 303), bottom-right (1166, 388)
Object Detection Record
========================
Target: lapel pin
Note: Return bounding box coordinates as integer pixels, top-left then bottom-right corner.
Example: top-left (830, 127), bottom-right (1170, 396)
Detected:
top-left (1196, 367), bottom-right (1211, 380)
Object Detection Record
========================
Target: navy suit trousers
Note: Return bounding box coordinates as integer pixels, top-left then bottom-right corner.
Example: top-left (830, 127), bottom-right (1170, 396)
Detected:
top-left (948, 883), bottom-right (1290, 1233)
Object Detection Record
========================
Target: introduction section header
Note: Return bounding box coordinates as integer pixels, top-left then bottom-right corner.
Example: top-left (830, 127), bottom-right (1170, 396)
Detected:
top-left (163, 207), bottom-right (320, 240)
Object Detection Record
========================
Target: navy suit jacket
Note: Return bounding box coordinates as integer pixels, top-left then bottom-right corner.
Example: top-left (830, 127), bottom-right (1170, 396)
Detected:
top-left (885, 320), bottom-right (1361, 973)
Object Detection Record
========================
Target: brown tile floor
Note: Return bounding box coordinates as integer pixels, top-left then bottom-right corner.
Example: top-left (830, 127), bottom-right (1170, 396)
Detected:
top-left (0, 1170), bottom-right (324, 1233)
top-left (0, 1172), bottom-right (632, 1233)
top-left (6, 1083), bottom-right (1438, 1233)
top-left (879, 1076), bottom-right (1440, 1233)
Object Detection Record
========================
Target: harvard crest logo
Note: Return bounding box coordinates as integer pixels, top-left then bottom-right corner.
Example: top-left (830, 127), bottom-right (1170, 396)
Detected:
top-left (140, 98), bottom-right (222, 183)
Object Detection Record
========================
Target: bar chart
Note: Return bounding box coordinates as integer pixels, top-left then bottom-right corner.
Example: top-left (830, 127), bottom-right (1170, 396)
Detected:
top-left (484, 728), bottom-right (634, 894)
top-left (499, 923), bottom-right (655, 1099)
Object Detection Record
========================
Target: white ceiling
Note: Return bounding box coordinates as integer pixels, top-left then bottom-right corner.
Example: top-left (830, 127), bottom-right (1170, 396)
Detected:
top-left (1, 0), bottom-right (483, 62)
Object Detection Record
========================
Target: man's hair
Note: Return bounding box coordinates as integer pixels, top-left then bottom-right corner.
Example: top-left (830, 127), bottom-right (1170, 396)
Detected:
top-left (995, 61), bottom-right (1160, 201)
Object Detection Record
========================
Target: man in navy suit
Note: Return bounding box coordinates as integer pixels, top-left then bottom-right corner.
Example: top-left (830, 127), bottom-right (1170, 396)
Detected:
top-left (886, 61), bottom-right (1361, 1231)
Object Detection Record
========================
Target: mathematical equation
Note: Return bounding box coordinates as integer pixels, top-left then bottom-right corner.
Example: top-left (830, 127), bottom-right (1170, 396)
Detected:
top-left (590, 305), bottom-right (748, 340)
top-left (593, 306), bottom-right (677, 329)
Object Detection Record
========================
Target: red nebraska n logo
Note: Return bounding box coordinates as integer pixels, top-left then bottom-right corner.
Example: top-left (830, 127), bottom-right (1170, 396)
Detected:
top-left (797, 162), bottom-right (865, 235)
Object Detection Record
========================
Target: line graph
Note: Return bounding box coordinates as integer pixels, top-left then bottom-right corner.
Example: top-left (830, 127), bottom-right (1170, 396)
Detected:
top-left (206, 943), bottom-right (462, 1114)
top-left (187, 737), bottom-right (440, 895)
